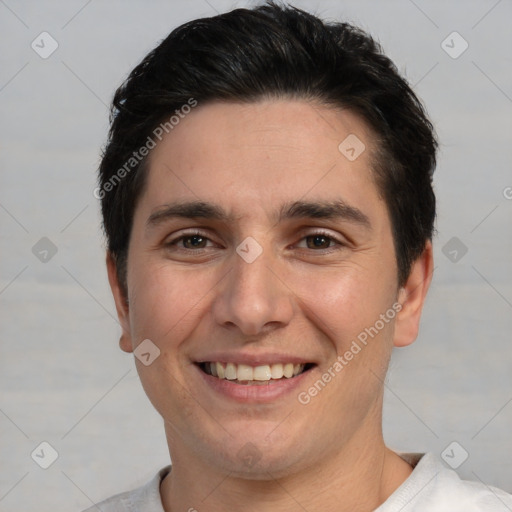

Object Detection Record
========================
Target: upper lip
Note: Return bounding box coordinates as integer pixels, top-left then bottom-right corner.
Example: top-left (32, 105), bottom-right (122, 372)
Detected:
top-left (194, 352), bottom-right (316, 366)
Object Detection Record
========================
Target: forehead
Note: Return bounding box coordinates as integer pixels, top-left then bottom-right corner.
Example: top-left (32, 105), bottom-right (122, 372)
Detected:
top-left (139, 99), bottom-right (384, 225)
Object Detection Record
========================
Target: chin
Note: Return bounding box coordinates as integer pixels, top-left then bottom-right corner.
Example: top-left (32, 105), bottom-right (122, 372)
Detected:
top-left (202, 431), bottom-right (309, 480)
top-left (223, 451), bottom-right (303, 480)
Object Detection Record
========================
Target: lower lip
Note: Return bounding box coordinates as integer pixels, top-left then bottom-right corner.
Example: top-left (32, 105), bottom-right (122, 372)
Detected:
top-left (195, 365), bottom-right (313, 403)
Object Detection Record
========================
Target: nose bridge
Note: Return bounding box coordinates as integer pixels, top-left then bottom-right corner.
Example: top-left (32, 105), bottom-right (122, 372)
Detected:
top-left (212, 237), bottom-right (294, 336)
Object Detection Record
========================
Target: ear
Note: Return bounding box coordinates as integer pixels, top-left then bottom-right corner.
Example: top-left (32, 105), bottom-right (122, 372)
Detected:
top-left (393, 241), bottom-right (434, 348)
top-left (106, 251), bottom-right (133, 353)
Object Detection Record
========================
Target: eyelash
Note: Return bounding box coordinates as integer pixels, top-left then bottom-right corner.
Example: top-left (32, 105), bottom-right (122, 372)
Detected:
top-left (166, 229), bottom-right (345, 253)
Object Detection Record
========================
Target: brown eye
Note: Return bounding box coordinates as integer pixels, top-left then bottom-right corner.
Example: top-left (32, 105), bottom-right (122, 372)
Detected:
top-left (305, 234), bottom-right (334, 249)
top-left (181, 235), bottom-right (208, 249)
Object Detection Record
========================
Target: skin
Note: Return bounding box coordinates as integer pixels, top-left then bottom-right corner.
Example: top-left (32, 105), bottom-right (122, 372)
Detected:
top-left (107, 99), bottom-right (433, 512)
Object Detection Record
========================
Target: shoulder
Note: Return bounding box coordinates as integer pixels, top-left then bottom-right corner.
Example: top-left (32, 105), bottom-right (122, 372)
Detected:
top-left (378, 452), bottom-right (512, 511)
top-left (81, 466), bottom-right (171, 512)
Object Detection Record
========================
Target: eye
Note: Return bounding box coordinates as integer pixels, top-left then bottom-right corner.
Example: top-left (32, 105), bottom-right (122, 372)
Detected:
top-left (166, 231), bottom-right (215, 250)
top-left (181, 234), bottom-right (208, 249)
top-left (295, 231), bottom-right (343, 251)
top-left (306, 234), bottom-right (334, 249)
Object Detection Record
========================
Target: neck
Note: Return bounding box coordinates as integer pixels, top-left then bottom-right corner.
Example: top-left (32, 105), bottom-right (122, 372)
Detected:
top-left (160, 424), bottom-right (412, 512)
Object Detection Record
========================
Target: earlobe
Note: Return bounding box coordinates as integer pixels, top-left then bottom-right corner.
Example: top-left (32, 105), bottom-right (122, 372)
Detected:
top-left (106, 251), bottom-right (134, 353)
top-left (393, 241), bottom-right (434, 348)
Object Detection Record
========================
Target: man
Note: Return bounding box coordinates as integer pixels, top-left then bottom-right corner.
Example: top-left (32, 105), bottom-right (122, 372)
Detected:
top-left (87, 2), bottom-right (512, 510)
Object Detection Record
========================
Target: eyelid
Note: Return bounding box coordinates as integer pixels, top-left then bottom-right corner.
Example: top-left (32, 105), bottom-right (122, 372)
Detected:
top-left (165, 227), bottom-right (347, 250)
top-left (293, 228), bottom-right (346, 249)
top-left (166, 229), bottom-right (218, 246)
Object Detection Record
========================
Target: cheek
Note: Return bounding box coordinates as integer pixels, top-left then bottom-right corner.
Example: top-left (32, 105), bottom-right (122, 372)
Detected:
top-left (291, 264), bottom-right (398, 395)
top-left (126, 261), bottom-right (214, 421)
top-left (126, 258), bottom-right (212, 346)
top-left (292, 265), bottom-right (396, 344)
top-left (292, 268), bottom-right (397, 411)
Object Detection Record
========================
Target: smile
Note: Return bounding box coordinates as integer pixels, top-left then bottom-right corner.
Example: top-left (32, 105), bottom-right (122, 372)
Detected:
top-left (198, 362), bottom-right (314, 385)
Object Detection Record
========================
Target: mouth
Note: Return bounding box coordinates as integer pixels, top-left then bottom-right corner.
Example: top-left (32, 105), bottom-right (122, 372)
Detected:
top-left (197, 361), bottom-right (316, 386)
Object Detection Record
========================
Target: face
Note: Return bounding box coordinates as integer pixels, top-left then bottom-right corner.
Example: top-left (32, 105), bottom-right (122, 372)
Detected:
top-left (108, 99), bottom-right (430, 478)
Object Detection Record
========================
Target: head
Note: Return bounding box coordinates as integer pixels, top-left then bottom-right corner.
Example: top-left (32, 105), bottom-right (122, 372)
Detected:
top-left (100, 2), bottom-right (436, 477)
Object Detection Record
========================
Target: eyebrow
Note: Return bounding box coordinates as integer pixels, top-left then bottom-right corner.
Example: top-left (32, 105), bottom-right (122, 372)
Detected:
top-left (278, 200), bottom-right (371, 228)
top-left (146, 199), bottom-right (371, 230)
top-left (147, 201), bottom-right (231, 227)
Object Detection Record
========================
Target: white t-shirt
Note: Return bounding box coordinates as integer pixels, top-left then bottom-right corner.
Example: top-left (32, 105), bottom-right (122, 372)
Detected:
top-left (83, 452), bottom-right (512, 511)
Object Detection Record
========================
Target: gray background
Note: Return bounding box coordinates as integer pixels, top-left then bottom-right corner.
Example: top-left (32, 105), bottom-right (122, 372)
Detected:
top-left (1, 0), bottom-right (511, 510)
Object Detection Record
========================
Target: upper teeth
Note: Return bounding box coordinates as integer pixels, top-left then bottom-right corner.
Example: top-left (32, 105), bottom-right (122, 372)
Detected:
top-left (206, 362), bottom-right (305, 381)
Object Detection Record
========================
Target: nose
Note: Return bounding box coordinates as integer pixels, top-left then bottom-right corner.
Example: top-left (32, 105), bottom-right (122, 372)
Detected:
top-left (211, 243), bottom-right (294, 337)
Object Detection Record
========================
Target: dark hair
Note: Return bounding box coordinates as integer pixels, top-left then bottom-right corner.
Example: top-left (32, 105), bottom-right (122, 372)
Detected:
top-left (98, 1), bottom-right (437, 293)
